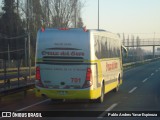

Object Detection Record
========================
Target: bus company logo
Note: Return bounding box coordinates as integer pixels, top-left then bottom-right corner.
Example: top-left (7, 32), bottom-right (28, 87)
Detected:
top-left (42, 51), bottom-right (84, 57)
top-left (106, 62), bottom-right (118, 71)
top-left (2, 112), bottom-right (11, 117)
top-left (42, 51), bottom-right (59, 56)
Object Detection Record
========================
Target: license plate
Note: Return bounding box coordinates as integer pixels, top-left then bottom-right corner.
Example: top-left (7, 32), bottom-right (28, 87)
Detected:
top-left (58, 91), bottom-right (68, 95)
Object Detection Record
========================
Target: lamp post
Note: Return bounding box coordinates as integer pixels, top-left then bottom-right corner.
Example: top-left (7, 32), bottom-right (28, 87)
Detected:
top-left (98, 0), bottom-right (99, 30)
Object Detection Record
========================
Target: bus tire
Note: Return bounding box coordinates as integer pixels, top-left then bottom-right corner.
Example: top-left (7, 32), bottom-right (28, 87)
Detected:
top-left (97, 83), bottom-right (105, 103)
top-left (113, 75), bottom-right (120, 92)
top-left (113, 84), bottom-right (119, 92)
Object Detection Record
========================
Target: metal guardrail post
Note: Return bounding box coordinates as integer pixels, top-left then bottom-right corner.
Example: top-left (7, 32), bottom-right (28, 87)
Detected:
top-left (18, 60), bottom-right (20, 87)
top-left (6, 79), bottom-right (10, 88)
top-left (4, 60), bottom-right (7, 90)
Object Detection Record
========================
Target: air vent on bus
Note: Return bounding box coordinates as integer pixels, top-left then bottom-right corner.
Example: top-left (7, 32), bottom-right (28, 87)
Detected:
top-left (42, 56), bottom-right (84, 63)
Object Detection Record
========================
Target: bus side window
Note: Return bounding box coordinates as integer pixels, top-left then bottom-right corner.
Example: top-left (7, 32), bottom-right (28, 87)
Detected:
top-left (122, 45), bottom-right (128, 58)
top-left (94, 36), bottom-right (101, 59)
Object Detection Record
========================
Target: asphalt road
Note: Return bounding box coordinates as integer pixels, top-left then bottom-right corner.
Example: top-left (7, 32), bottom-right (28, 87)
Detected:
top-left (0, 60), bottom-right (160, 120)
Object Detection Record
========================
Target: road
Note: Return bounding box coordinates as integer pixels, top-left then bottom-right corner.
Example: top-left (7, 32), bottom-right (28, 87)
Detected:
top-left (0, 60), bottom-right (160, 120)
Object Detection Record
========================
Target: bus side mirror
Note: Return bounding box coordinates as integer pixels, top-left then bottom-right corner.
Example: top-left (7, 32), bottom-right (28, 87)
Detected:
top-left (121, 45), bottom-right (128, 58)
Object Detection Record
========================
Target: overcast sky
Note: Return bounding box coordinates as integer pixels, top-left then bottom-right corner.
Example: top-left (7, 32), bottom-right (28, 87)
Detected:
top-left (82, 0), bottom-right (160, 38)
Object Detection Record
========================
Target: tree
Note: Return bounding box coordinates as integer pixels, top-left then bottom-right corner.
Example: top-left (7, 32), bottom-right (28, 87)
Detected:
top-left (41, 0), bottom-right (50, 27)
top-left (0, 0), bottom-right (85, 63)
top-left (122, 33), bottom-right (125, 45)
top-left (0, 0), bottom-right (25, 60)
top-left (29, 0), bottom-right (43, 48)
top-left (77, 17), bottom-right (84, 28)
top-left (49, 0), bottom-right (84, 28)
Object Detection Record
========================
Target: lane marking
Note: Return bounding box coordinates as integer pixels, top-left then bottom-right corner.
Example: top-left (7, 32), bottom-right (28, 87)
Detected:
top-left (98, 103), bottom-right (118, 118)
top-left (151, 73), bottom-right (154, 76)
top-left (16, 99), bottom-right (50, 111)
top-left (128, 87), bottom-right (137, 94)
top-left (142, 78), bottom-right (148, 83)
top-left (124, 69), bottom-right (133, 73)
top-left (124, 67), bottom-right (137, 73)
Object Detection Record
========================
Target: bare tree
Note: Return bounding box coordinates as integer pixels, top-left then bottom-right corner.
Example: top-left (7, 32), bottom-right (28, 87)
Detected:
top-left (77, 17), bottom-right (84, 28)
top-left (49, 0), bottom-right (84, 28)
top-left (123, 33), bottom-right (125, 45)
top-left (41, 0), bottom-right (51, 27)
top-left (1, 0), bottom-right (85, 63)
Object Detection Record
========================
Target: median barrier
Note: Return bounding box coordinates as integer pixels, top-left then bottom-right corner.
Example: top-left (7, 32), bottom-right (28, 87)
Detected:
top-left (123, 57), bottom-right (160, 70)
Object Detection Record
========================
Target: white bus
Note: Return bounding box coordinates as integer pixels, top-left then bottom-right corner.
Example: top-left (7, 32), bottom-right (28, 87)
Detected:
top-left (35, 28), bottom-right (124, 103)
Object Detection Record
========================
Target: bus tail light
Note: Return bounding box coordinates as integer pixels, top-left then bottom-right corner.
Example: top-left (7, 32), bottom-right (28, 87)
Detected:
top-left (83, 68), bottom-right (93, 88)
top-left (83, 26), bottom-right (87, 32)
top-left (36, 66), bottom-right (41, 80)
top-left (36, 66), bottom-right (43, 87)
top-left (41, 27), bottom-right (45, 32)
top-left (86, 68), bottom-right (92, 81)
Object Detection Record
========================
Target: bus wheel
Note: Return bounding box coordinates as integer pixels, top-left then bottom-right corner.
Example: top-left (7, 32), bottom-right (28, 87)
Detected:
top-left (113, 75), bottom-right (120, 92)
top-left (97, 83), bottom-right (104, 103)
top-left (113, 84), bottom-right (119, 92)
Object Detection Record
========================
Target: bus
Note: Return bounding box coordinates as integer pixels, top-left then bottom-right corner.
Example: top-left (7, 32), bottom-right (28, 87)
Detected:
top-left (35, 28), bottom-right (125, 103)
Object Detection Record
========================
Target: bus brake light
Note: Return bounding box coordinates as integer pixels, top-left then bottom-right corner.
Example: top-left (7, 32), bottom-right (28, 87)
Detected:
top-left (36, 66), bottom-right (41, 80)
top-left (86, 68), bottom-right (92, 81)
top-left (83, 68), bottom-right (92, 88)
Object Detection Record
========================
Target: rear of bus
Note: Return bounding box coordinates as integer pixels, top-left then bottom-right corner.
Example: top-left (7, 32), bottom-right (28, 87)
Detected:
top-left (35, 28), bottom-right (99, 100)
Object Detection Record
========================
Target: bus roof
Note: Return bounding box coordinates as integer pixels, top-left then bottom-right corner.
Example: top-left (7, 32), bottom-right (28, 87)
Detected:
top-left (38, 28), bottom-right (120, 40)
top-left (39, 28), bottom-right (113, 33)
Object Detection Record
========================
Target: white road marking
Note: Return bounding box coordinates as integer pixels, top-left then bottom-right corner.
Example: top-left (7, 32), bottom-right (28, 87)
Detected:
top-left (128, 87), bottom-right (137, 94)
top-left (142, 78), bottom-right (148, 83)
top-left (151, 73), bottom-right (154, 76)
top-left (98, 103), bottom-right (118, 118)
top-left (124, 67), bottom-right (136, 73)
top-left (16, 99), bottom-right (50, 111)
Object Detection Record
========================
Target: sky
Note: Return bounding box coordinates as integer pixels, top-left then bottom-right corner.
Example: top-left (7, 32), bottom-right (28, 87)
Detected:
top-left (82, 0), bottom-right (160, 38)
top-left (0, 0), bottom-right (159, 39)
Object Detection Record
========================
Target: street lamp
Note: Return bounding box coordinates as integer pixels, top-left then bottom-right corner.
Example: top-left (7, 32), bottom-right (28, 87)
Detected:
top-left (98, 0), bottom-right (99, 30)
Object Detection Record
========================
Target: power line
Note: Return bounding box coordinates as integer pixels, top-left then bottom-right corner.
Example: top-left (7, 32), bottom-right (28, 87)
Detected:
top-left (0, 49), bottom-right (25, 54)
top-left (0, 33), bottom-right (28, 40)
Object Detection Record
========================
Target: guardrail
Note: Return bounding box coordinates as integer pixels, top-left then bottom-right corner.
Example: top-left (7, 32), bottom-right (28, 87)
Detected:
top-left (0, 67), bottom-right (35, 102)
top-left (0, 57), bottom-right (160, 102)
top-left (123, 57), bottom-right (160, 69)
top-left (0, 67), bottom-right (35, 74)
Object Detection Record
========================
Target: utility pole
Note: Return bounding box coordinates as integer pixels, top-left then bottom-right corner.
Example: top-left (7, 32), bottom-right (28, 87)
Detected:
top-left (74, 0), bottom-right (78, 28)
top-left (8, 44), bottom-right (10, 67)
top-left (98, 0), bottom-right (99, 30)
top-left (47, 0), bottom-right (50, 27)
top-left (153, 32), bottom-right (155, 58)
top-left (27, 0), bottom-right (31, 81)
top-left (25, 38), bottom-right (27, 67)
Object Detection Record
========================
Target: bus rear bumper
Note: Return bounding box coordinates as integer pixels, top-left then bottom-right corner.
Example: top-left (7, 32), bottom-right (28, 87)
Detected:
top-left (35, 87), bottom-right (101, 100)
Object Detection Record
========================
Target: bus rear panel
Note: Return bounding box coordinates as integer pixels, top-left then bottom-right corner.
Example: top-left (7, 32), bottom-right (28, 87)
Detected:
top-left (35, 28), bottom-right (122, 102)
